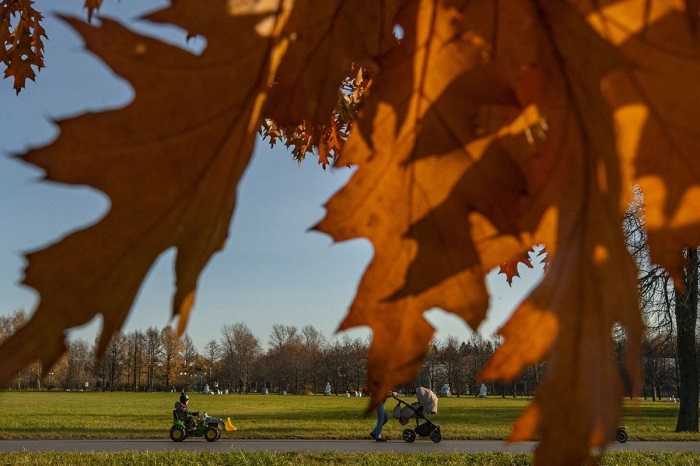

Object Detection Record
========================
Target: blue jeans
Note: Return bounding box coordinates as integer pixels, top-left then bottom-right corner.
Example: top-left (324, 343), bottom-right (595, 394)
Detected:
top-left (372, 402), bottom-right (388, 438)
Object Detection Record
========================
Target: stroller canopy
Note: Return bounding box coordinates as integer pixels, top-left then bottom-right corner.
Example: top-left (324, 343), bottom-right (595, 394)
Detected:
top-left (393, 387), bottom-right (439, 425)
top-left (416, 387), bottom-right (438, 414)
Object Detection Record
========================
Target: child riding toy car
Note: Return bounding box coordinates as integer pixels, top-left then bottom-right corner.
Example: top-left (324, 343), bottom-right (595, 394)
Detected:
top-left (169, 392), bottom-right (236, 442)
top-left (169, 409), bottom-right (237, 442)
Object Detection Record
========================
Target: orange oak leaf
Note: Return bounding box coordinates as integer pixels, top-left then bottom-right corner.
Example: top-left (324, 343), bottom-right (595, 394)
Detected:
top-left (0, 0), bottom-right (289, 383)
top-left (586, 0), bottom-right (700, 282)
top-left (479, 2), bottom-right (643, 463)
top-left (498, 251), bottom-right (534, 286)
top-left (317, 119), bottom-right (343, 168)
top-left (315, 0), bottom-right (529, 405)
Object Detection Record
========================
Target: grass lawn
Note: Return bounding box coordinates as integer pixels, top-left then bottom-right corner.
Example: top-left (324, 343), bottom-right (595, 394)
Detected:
top-left (0, 391), bottom-right (697, 441)
top-left (2, 392), bottom-right (699, 465)
top-left (1, 451), bottom-right (699, 466)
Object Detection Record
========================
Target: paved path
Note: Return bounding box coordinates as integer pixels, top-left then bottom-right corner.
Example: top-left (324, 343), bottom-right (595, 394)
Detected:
top-left (1, 439), bottom-right (699, 453)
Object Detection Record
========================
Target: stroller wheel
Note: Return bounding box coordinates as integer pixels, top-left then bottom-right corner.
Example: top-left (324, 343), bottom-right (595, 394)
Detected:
top-left (616, 428), bottom-right (628, 443)
top-left (402, 428), bottom-right (416, 443)
top-left (430, 429), bottom-right (442, 443)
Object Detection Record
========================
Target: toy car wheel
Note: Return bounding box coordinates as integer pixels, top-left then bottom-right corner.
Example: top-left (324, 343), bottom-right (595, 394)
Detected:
top-left (616, 428), bottom-right (628, 443)
top-left (170, 425), bottom-right (186, 442)
top-left (402, 428), bottom-right (416, 443)
top-left (205, 427), bottom-right (219, 442)
top-left (430, 429), bottom-right (442, 443)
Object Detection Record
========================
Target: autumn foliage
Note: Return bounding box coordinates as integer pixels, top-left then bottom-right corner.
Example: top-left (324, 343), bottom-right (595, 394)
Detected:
top-left (1, 0), bottom-right (46, 93)
top-left (3, 0), bottom-right (700, 463)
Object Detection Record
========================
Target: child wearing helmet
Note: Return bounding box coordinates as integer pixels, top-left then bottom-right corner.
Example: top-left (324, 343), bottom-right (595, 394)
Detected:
top-left (175, 391), bottom-right (199, 431)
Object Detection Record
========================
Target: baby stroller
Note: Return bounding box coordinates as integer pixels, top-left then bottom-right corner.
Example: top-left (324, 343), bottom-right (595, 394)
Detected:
top-left (392, 387), bottom-right (442, 443)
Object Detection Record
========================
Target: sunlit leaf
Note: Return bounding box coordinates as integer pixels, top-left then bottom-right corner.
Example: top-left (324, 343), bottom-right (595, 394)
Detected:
top-left (316, 0), bottom-right (526, 404)
top-left (0, 0), bottom-right (289, 383)
top-left (480, 2), bottom-right (643, 463)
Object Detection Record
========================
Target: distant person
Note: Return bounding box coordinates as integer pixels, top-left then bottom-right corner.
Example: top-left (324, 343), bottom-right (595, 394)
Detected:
top-left (175, 391), bottom-right (199, 431)
top-left (479, 383), bottom-right (488, 398)
top-left (324, 382), bottom-right (331, 396)
top-left (370, 390), bottom-right (397, 442)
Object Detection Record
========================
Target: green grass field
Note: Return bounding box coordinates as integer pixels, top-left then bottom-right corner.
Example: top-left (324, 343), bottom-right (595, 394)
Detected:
top-left (2, 392), bottom-right (699, 465)
top-left (0, 391), bottom-right (697, 441)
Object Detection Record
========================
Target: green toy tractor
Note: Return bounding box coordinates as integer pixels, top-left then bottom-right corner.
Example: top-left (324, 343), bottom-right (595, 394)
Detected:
top-left (169, 409), bottom-right (237, 442)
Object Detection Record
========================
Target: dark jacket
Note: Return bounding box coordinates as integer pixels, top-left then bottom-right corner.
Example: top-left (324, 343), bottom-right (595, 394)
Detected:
top-left (174, 401), bottom-right (196, 422)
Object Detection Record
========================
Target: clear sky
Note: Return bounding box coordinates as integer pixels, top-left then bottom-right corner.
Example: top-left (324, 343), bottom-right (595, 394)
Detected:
top-left (0, 0), bottom-right (544, 352)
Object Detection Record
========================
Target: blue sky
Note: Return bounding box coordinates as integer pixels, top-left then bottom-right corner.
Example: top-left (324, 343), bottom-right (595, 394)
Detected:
top-left (0, 0), bottom-right (544, 352)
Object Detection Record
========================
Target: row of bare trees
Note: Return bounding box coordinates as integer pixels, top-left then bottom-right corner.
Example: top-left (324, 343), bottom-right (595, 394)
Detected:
top-left (0, 310), bottom-right (41, 389)
top-left (418, 334), bottom-right (546, 398)
top-left (1, 311), bottom-right (517, 395)
top-left (0, 317), bottom-right (200, 392)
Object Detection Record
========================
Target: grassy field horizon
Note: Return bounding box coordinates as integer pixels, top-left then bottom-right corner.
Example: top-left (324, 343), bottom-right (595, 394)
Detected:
top-left (1, 391), bottom-right (697, 442)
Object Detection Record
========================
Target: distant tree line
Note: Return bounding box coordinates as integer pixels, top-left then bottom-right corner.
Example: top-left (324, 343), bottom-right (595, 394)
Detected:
top-left (0, 309), bottom-right (525, 396)
top-left (0, 300), bottom-right (695, 399)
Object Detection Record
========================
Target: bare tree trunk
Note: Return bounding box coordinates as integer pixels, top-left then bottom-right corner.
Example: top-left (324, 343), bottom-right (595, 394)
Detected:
top-left (675, 248), bottom-right (699, 432)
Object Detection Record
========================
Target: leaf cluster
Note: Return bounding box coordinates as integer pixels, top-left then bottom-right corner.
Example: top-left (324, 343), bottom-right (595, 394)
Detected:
top-left (261, 65), bottom-right (371, 167)
top-left (3, 1), bottom-right (700, 464)
top-left (0, 0), bottom-right (46, 94)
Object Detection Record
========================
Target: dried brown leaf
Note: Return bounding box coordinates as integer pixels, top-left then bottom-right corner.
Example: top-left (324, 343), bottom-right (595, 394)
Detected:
top-left (0, 0), bottom-right (288, 383)
top-left (316, 0), bottom-right (526, 406)
top-left (0, 0), bottom-right (46, 93)
top-left (498, 252), bottom-right (534, 286)
top-left (585, 0), bottom-right (700, 281)
top-left (480, 2), bottom-right (643, 463)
